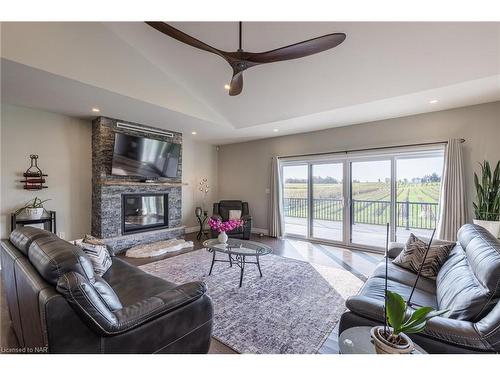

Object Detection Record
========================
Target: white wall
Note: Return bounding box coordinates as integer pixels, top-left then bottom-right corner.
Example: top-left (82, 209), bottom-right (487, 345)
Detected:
top-left (1, 104), bottom-right (92, 239)
top-left (217, 101), bottom-right (500, 232)
top-left (181, 138), bottom-right (218, 231)
top-left (0, 104), bottom-right (219, 239)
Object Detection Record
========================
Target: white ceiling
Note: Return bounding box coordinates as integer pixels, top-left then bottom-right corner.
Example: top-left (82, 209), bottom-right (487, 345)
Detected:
top-left (1, 22), bottom-right (499, 144)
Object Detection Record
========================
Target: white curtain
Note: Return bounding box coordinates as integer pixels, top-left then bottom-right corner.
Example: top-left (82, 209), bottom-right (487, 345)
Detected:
top-left (269, 157), bottom-right (284, 237)
top-left (437, 139), bottom-right (467, 241)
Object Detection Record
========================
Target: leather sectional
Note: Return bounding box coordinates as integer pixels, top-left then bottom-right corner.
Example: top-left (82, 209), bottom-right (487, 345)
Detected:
top-left (1, 227), bottom-right (214, 353)
top-left (339, 224), bottom-right (500, 353)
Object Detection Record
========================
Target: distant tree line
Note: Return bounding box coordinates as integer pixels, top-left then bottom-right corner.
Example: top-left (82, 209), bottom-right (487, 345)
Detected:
top-left (285, 172), bottom-right (441, 184)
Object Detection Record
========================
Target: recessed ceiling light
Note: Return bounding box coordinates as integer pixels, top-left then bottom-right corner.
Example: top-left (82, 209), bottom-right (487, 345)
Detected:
top-left (92, 108), bottom-right (100, 112)
top-left (273, 129), bottom-right (279, 132)
top-left (191, 131), bottom-right (197, 135)
top-left (224, 84), bottom-right (230, 90)
top-left (429, 99), bottom-right (438, 104)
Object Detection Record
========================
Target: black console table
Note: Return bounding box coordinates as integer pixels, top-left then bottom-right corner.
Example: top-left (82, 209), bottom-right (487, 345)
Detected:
top-left (195, 210), bottom-right (209, 241)
top-left (11, 210), bottom-right (57, 234)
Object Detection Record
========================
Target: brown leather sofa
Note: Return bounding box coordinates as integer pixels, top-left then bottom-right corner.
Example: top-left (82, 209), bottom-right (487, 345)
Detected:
top-left (339, 224), bottom-right (500, 353)
top-left (1, 227), bottom-right (213, 353)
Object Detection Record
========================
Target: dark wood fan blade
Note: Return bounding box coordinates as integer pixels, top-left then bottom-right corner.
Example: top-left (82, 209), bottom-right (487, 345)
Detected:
top-left (145, 22), bottom-right (225, 58)
top-left (244, 33), bottom-right (346, 64)
top-left (229, 72), bottom-right (243, 96)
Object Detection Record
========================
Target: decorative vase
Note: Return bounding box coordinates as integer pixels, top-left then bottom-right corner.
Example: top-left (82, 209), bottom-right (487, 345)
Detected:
top-left (473, 219), bottom-right (500, 238)
top-left (218, 231), bottom-right (228, 245)
top-left (26, 207), bottom-right (44, 219)
top-left (370, 326), bottom-right (414, 354)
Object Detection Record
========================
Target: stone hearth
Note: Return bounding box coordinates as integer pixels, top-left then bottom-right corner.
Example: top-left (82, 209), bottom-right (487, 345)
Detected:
top-left (91, 117), bottom-right (185, 254)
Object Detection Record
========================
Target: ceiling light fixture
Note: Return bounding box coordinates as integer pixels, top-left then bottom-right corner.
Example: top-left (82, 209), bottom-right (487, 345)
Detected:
top-left (191, 131), bottom-right (197, 135)
top-left (273, 129), bottom-right (279, 132)
top-left (429, 99), bottom-right (438, 104)
top-left (224, 84), bottom-right (231, 90)
top-left (92, 108), bottom-right (100, 112)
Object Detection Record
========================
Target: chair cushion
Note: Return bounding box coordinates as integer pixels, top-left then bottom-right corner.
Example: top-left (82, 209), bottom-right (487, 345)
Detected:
top-left (229, 210), bottom-right (242, 220)
top-left (218, 200), bottom-right (243, 221)
top-left (436, 224), bottom-right (500, 322)
top-left (9, 227), bottom-right (55, 256)
top-left (393, 233), bottom-right (455, 279)
top-left (372, 261), bottom-right (437, 295)
top-left (28, 235), bottom-right (95, 285)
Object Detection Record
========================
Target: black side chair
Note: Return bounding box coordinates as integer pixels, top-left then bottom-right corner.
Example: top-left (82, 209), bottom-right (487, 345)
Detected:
top-left (211, 200), bottom-right (252, 240)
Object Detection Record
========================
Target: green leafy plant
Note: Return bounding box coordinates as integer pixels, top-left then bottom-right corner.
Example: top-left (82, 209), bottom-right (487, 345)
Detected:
top-left (473, 160), bottom-right (500, 221)
top-left (14, 197), bottom-right (51, 215)
top-left (384, 291), bottom-right (447, 344)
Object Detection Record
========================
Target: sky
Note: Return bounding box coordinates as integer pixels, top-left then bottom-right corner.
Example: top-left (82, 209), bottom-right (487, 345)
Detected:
top-left (283, 156), bottom-right (445, 182)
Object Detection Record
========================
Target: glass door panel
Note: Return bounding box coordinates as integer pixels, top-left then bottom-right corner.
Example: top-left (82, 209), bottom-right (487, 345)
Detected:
top-left (396, 154), bottom-right (444, 241)
top-left (312, 163), bottom-right (344, 242)
top-left (283, 164), bottom-right (309, 237)
top-left (350, 160), bottom-right (391, 248)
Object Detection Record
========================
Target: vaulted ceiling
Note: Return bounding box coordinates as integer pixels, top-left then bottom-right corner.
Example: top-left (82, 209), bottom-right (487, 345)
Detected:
top-left (2, 22), bottom-right (499, 144)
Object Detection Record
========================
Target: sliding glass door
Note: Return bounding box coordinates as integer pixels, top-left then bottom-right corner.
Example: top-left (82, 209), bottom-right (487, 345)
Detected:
top-left (283, 164), bottom-right (309, 237)
top-left (312, 163), bottom-right (344, 242)
top-left (350, 159), bottom-right (392, 248)
top-left (280, 147), bottom-right (444, 252)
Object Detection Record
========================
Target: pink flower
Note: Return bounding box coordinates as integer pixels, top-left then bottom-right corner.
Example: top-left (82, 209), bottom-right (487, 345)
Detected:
top-left (208, 218), bottom-right (244, 233)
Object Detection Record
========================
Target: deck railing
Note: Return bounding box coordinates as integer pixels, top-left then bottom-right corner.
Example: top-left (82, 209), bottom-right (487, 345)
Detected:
top-left (283, 197), bottom-right (438, 230)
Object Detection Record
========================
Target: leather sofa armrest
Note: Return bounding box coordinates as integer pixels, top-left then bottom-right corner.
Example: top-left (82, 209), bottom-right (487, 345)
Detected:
top-left (58, 272), bottom-right (208, 336)
top-left (114, 281), bottom-right (207, 333)
top-left (241, 215), bottom-right (252, 223)
top-left (388, 242), bottom-right (405, 258)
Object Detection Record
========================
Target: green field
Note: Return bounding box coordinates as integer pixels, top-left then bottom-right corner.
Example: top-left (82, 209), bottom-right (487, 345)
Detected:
top-left (284, 182), bottom-right (440, 229)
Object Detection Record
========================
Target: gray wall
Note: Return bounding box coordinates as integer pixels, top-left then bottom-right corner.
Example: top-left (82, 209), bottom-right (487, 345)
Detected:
top-left (217, 101), bottom-right (500, 232)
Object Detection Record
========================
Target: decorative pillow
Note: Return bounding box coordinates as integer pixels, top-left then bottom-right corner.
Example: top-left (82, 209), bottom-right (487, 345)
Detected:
top-left (74, 236), bottom-right (112, 276)
top-left (229, 210), bottom-right (242, 220)
top-left (392, 233), bottom-right (455, 279)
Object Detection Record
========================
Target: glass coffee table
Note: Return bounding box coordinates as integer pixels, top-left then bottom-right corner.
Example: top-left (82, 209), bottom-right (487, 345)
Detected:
top-left (203, 238), bottom-right (273, 287)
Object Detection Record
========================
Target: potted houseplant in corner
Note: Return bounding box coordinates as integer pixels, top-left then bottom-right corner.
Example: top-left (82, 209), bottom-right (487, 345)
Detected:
top-left (473, 160), bottom-right (500, 238)
top-left (370, 291), bottom-right (448, 354)
top-left (15, 197), bottom-right (51, 219)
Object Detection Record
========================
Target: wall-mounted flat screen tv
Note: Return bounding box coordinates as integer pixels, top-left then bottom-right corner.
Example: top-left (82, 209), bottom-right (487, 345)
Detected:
top-left (111, 132), bottom-right (181, 178)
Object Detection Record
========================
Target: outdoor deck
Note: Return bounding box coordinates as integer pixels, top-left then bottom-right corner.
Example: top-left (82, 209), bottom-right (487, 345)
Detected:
top-left (284, 217), bottom-right (434, 248)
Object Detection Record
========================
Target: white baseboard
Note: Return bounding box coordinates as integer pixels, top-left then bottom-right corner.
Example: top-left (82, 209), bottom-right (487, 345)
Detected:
top-left (251, 227), bottom-right (269, 235)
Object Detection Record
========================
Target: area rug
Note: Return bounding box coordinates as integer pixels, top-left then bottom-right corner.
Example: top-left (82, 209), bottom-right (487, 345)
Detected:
top-left (139, 249), bottom-right (360, 354)
top-left (125, 239), bottom-right (193, 258)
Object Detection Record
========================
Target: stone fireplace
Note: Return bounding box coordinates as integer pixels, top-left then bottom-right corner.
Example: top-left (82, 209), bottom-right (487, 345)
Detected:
top-left (91, 117), bottom-right (185, 254)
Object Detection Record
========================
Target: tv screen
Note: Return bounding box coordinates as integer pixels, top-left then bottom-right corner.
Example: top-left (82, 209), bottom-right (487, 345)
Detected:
top-left (111, 133), bottom-right (181, 178)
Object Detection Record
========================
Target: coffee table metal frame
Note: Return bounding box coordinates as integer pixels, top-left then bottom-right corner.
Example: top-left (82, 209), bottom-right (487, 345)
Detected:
top-left (203, 238), bottom-right (272, 287)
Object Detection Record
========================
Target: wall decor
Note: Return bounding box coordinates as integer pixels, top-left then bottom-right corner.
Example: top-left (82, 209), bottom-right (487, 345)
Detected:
top-left (21, 154), bottom-right (48, 190)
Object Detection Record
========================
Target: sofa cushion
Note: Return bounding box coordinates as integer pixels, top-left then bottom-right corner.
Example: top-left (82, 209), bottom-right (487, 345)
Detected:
top-left (28, 235), bottom-right (95, 285)
top-left (74, 239), bottom-right (112, 276)
top-left (393, 233), bottom-right (455, 279)
top-left (103, 258), bottom-right (177, 306)
top-left (94, 276), bottom-right (123, 311)
top-left (436, 224), bottom-right (500, 322)
top-left (9, 227), bottom-right (55, 256)
top-left (372, 261), bottom-right (436, 294)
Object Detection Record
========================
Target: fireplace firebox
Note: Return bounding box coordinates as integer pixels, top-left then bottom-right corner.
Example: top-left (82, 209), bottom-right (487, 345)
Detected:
top-left (122, 193), bottom-right (168, 234)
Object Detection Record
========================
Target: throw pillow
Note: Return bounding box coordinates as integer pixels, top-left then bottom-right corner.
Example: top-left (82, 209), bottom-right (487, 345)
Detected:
top-left (74, 237), bottom-right (112, 276)
top-left (392, 233), bottom-right (455, 279)
top-left (229, 210), bottom-right (242, 220)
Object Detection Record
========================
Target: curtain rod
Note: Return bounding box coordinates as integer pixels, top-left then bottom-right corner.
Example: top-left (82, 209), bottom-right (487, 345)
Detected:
top-left (276, 138), bottom-right (465, 160)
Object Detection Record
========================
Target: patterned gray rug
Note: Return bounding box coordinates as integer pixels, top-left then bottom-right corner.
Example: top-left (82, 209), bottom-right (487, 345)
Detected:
top-left (139, 249), bottom-right (355, 354)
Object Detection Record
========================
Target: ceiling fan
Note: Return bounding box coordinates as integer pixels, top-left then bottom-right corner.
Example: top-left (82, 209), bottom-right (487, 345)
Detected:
top-left (145, 22), bottom-right (346, 96)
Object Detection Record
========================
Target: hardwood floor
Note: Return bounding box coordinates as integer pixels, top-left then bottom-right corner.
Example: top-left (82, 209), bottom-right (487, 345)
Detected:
top-left (0, 232), bottom-right (381, 354)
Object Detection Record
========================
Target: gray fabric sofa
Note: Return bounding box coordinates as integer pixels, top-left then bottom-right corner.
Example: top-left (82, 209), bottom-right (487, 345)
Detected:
top-left (1, 227), bottom-right (214, 353)
top-left (339, 224), bottom-right (500, 353)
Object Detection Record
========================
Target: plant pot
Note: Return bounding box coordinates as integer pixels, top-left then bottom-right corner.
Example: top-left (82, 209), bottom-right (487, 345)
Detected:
top-left (473, 219), bottom-right (500, 238)
top-left (370, 326), bottom-right (414, 354)
top-left (218, 231), bottom-right (228, 245)
top-left (25, 207), bottom-right (44, 219)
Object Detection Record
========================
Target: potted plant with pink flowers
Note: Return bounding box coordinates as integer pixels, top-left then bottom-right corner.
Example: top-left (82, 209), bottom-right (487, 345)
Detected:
top-left (208, 218), bottom-right (244, 245)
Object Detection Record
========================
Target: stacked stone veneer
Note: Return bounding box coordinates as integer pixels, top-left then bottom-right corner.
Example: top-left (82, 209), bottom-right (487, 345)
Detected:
top-left (91, 117), bottom-right (184, 254)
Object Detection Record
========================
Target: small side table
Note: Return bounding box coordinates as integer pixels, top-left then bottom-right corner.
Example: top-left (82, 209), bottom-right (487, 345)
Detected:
top-left (195, 210), bottom-right (209, 241)
top-left (339, 326), bottom-right (427, 354)
top-left (11, 210), bottom-right (57, 234)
